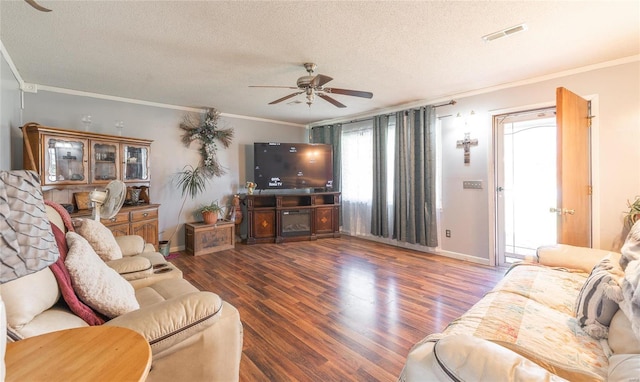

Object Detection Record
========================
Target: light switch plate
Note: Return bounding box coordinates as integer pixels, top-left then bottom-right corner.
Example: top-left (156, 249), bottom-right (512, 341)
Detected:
top-left (463, 180), bottom-right (483, 189)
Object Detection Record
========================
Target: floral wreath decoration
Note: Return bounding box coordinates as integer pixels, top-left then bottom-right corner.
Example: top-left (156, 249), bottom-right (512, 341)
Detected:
top-left (179, 108), bottom-right (234, 178)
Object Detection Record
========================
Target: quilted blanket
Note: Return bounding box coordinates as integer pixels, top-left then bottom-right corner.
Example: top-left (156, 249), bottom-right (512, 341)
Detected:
top-left (416, 264), bottom-right (608, 381)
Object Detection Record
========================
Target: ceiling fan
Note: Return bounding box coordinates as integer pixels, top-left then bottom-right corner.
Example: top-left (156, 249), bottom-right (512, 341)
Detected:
top-left (25, 0), bottom-right (52, 12)
top-left (250, 63), bottom-right (373, 108)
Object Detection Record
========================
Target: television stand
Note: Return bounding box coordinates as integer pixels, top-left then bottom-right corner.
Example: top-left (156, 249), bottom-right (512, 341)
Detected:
top-left (242, 192), bottom-right (340, 244)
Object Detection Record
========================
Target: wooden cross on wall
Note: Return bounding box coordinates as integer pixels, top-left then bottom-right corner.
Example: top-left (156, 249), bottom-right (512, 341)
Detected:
top-left (456, 133), bottom-right (478, 164)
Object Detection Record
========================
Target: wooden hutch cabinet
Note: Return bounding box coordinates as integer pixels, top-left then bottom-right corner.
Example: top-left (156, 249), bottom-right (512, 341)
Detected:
top-left (22, 123), bottom-right (151, 187)
top-left (243, 192), bottom-right (340, 244)
top-left (21, 123), bottom-right (159, 249)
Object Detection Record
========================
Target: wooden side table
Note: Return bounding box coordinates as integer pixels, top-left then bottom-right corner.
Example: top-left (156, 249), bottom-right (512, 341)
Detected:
top-left (185, 220), bottom-right (235, 256)
top-left (5, 326), bottom-right (151, 382)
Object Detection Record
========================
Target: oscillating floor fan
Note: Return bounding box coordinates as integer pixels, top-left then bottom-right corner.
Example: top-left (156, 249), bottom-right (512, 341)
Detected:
top-left (89, 180), bottom-right (126, 221)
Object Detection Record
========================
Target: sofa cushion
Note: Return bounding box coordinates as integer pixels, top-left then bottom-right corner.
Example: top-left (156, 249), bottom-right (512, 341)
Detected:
top-left (574, 256), bottom-right (624, 339)
top-left (73, 218), bottom-right (123, 261)
top-left (0, 170), bottom-right (59, 283)
top-left (608, 309), bottom-right (640, 354)
top-left (65, 232), bottom-right (139, 318)
top-left (49, 223), bottom-right (105, 325)
top-left (1, 268), bottom-right (61, 337)
top-left (608, 354), bottom-right (640, 381)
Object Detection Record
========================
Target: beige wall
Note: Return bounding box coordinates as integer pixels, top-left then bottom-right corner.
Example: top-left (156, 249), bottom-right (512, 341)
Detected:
top-left (20, 91), bottom-right (307, 250)
top-left (437, 60), bottom-right (639, 261)
top-left (0, 52), bottom-right (22, 170)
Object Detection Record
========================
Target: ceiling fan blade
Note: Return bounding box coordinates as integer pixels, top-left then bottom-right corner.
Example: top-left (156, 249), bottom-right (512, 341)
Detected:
top-left (249, 85), bottom-right (299, 90)
top-left (269, 91), bottom-right (303, 105)
top-left (324, 88), bottom-right (373, 99)
top-left (24, 0), bottom-right (52, 12)
top-left (318, 94), bottom-right (347, 108)
top-left (310, 74), bottom-right (333, 87)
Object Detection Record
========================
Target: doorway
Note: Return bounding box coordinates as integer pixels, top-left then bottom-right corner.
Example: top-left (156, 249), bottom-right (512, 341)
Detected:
top-left (495, 108), bottom-right (557, 264)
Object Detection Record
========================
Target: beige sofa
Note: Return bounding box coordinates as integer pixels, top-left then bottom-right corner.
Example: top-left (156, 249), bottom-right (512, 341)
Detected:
top-left (2, 187), bottom-right (243, 381)
top-left (46, 203), bottom-right (183, 290)
top-left (400, 238), bottom-right (640, 381)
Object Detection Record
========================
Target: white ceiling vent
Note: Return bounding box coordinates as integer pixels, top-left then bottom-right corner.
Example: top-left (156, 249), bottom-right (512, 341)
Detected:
top-left (482, 23), bottom-right (528, 42)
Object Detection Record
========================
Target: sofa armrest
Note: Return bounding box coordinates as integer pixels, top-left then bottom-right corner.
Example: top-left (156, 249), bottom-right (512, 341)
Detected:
top-left (143, 243), bottom-right (156, 253)
top-left (402, 335), bottom-right (566, 381)
top-left (106, 256), bottom-right (153, 280)
top-left (104, 291), bottom-right (223, 354)
top-left (536, 244), bottom-right (618, 273)
top-left (114, 235), bottom-right (146, 256)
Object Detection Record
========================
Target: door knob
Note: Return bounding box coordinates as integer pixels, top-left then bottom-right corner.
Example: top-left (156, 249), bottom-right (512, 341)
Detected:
top-left (563, 209), bottom-right (575, 215)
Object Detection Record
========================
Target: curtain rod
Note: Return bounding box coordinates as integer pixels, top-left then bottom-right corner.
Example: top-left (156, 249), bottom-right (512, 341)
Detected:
top-left (433, 100), bottom-right (457, 108)
top-left (317, 100), bottom-right (458, 127)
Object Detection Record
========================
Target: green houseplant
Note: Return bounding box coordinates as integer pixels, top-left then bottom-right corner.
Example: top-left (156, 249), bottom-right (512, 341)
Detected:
top-left (625, 196), bottom-right (640, 228)
top-left (199, 200), bottom-right (222, 225)
top-left (159, 165), bottom-right (208, 256)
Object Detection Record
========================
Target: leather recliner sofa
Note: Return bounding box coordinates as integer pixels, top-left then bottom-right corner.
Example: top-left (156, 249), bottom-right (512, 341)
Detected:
top-left (1, 192), bottom-right (243, 381)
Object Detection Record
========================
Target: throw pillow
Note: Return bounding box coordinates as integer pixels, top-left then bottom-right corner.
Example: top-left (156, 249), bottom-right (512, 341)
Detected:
top-left (73, 218), bottom-right (123, 261)
top-left (49, 224), bottom-right (105, 325)
top-left (575, 255), bottom-right (624, 339)
top-left (65, 232), bottom-right (139, 318)
top-left (0, 170), bottom-right (59, 283)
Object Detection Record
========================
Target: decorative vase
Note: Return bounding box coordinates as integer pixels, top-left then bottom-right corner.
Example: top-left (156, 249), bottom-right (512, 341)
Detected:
top-left (202, 211), bottom-right (218, 225)
top-left (231, 195), bottom-right (243, 225)
top-left (139, 186), bottom-right (149, 203)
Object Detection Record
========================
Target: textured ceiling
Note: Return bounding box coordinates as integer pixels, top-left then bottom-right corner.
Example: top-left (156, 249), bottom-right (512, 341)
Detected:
top-left (1, 1), bottom-right (639, 125)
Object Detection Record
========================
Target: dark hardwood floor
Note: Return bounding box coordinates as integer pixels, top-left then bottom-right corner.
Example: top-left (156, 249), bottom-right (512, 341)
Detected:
top-left (169, 236), bottom-right (506, 381)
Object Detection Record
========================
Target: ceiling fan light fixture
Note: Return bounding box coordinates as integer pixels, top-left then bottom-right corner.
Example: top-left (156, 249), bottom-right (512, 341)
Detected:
top-left (250, 62), bottom-right (373, 108)
top-left (482, 23), bottom-right (528, 42)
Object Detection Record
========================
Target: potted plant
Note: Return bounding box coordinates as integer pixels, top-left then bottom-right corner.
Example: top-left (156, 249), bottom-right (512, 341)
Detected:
top-left (625, 196), bottom-right (640, 228)
top-left (199, 200), bottom-right (222, 225)
top-left (159, 165), bottom-right (208, 256)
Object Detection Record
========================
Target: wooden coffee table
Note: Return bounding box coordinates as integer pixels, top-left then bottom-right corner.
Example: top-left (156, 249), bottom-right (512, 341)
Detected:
top-left (5, 326), bottom-right (151, 382)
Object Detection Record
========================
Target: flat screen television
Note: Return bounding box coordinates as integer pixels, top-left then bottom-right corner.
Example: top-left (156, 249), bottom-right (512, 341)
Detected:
top-left (253, 142), bottom-right (333, 191)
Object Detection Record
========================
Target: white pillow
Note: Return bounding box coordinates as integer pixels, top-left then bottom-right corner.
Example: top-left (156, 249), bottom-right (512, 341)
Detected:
top-left (73, 218), bottom-right (123, 261)
top-left (65, 232), bottom-right (139, 318)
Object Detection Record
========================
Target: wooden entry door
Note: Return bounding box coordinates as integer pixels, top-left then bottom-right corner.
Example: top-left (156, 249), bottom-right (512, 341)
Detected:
top-left (556, 87), bottom-right (592, 247)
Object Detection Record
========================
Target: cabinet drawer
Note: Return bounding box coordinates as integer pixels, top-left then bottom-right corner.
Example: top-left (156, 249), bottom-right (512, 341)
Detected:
top-left (109, 223), bottom-right (131, 237)
top-left (131, 208), bottom-right (157, 221)
top-left (101, 211), bottom-right (130, 226)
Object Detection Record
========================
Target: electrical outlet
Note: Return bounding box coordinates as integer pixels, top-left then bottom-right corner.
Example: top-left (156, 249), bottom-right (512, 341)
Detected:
top-left (445, 229), bottom-right (451, 238)
top-left (463, 180), bottom-right (483, 189)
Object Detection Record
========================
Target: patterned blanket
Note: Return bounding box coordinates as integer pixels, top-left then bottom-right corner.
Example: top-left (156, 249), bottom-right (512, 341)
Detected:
top-left (415, 264), bottom-right (608, 381)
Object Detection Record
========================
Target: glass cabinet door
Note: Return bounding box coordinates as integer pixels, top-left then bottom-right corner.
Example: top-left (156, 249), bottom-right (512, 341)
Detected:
top-left (91, 140), bottom-right (120, 183)
top-left (122, 144), bottom-right (150, 182)
top-left (43, 135), bottom-right (88, 185)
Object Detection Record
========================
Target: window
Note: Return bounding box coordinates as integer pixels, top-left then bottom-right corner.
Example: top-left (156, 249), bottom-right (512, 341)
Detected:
top-left (340, 116), bottom-right (396, 236)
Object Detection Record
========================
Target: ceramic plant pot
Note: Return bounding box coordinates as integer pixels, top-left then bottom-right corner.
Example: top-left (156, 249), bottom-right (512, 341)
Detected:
top-left (202, 211), bottom-right (218, 225)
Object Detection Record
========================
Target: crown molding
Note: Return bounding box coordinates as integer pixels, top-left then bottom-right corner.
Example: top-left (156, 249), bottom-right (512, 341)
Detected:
top-left (309, 54), bottom-right (640, 127)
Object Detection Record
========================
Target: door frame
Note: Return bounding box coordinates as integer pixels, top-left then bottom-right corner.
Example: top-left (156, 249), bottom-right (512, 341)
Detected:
top-left (487, 96), bottom-right (600, 266)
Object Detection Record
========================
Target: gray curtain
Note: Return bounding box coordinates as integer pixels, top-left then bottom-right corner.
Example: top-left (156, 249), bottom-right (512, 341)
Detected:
top-left (393, 107), bottom-right (438, 247)
top-left (371, 115), bottom-right (389, 237)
